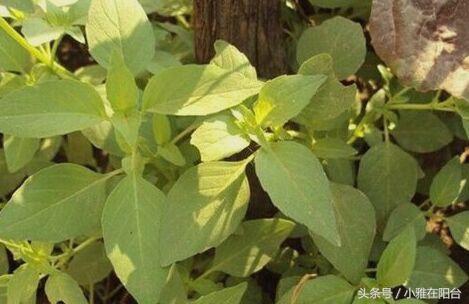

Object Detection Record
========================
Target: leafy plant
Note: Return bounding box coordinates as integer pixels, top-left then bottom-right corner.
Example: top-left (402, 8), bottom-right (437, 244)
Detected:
top-left (0, 0), bottom-right (467, 303)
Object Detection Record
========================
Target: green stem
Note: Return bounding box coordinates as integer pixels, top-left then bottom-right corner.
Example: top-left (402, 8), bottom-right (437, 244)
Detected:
top-left (0, 17), bottom-right (75, 79)
top-left (171, 122), bottom-right (199, 144)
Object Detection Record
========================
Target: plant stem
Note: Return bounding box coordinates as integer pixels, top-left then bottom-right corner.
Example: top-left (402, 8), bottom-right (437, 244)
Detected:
top-left (0, 17), bottom-right (75, 79)
top-left (171, 122), bottom-right (199, 144)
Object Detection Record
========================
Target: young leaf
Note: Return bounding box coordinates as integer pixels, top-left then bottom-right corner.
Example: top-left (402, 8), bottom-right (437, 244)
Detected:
top-left (86, 0), bottom-right (155, 74)
top-left (446, 211), bottom-right (469, 251)
top-left (407, 246), bottom-right (468, 289)
top-left (277, 275), bottom-right (356, 304)
top-left (383, 203), bottom-right (427, 242)
top-left (106, 51), bottom-right (138, 113)
top-left (0, 24), bottom-right (31, 72)
top-left (311, 183), bottom-right (376, 284)
top-left (159, 160), bottom-right (250, 266)
top-left (111, 111), bottom-right (142, 147)
top-left (253, 74), bottom-right (326, 127)
top-left (7, 264), bottom-right (39, 304)
top-left (193, 283), bottom-right (247, 304)
top-left (158, 143), bottom-right (186, 166)
top-left (0, 164), bottom-right (110, 242)
top-left (210, 218), bottom-right (295, 277)
top-left (297, 16), bottom-right (366, 80)
top-left (430, 157), bottom-right (463, 207)
top-left (153, 114), bottom-right (172, 145)
top-left (66, 242), bottom-right (113, 286)
top-left (370, 0), bottom-right (469, 100)
top-left (377, 227), bottom-right (417, 287)
top-left (255, 141), bottom-right (340, 246)
top-left (358, 142), bottom-right (420, 225)
top-left (190, 115), bottom-right (250, 162)
top-left (3, 135), bottom-right (40, 173)
top-left (102, 175), bottom-right (169, 303)
top-left (211, 40), bottom-right (257, 80)
top-left (142, 64), bottom-right (262, 116)
top-left (0, 80), bottom-right (106, 138)
top-left (311, 138), bottom-right (357, 159)
top-left (392, 111), bottom-right (453, 153)
top-left (45, 272), bottom-right (87, 304)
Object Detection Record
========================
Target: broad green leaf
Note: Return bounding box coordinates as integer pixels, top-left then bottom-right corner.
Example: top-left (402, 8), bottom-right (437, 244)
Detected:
top-left (296, 62), bottom-right (357, 124)
top-left (377, 227), bottom-right (416, 287)
top-left (0, 164), bottom-right (109, 242)
top-left (278, 275), bottom-right (356, 304)
top-left (311, 183), bottom-right (376, 284)
top-left (324, 158), bottom-right (355, 186)
top-left (311, 138), bottom-right (357, 159)
top-left (21, 17), bottom-right (64, 46)
top-left (102, 175), bottom-right (169, 303)
top-left (45, 272), bottom-right (87, 304)
top-left (297, 16), bottom-right (366, 79)
top-left (67, 242), bottom-right (112, 286)
top-left (211, 40), bottom-right (257, 80)
top-left (7, 265), bottom-right (39, 304)
top-left (3, 136), bottom-right (40, 173)
top-left (392, 111), bottom-right (452, 153)
top-left (211, 219), bottom-right (295, 277)
top-left (254, 74), bottom-right (326, 127)
top-left (152, 114), bottom-right (172, 145)
top-left (430, 157), bottom-right (463, 207)
top-left (64, 132), bottom-right (96, 166)
top-left (407, 246), bottom-right (468, 289)
top-left (147, 50), bottom-right (181, 75)
top-left (160, 265), bottom-right (187, 304)
top-left (193, 283), bottom-right (247, 304)
top-left (190, 115), bottom-right (250, 162)
top-left (0, 23), bottom-right (31, 72)
top-left (0, 149), bottom-right (26, 197)
top-left (106, 51), bottom-right (138, 113)
top-left (357, 142), bottom-right (420, 225)
top-left (160, 160), bottom-right (250, 265)
top-left (2, 0), bottom-right (35, 12)
top-left (255, 141), bottom-right (340, 245)
top-left (86, 0), bottom-right (155, 74)
top-left (158, 143), bottom-right (186, 166)
top-left (383, 203), bottom-right (426, 241)
top-left (0, 80), bottom-right (106, 138)
top-left (446, 211), bottom-right (469, 251)
top-left (142, 64), bottom-right (262, 116)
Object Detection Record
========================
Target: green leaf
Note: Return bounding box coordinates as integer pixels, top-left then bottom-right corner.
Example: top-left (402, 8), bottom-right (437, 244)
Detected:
top-left (142, 64), bottom-right (262, 116)
top-left (0, 164), bottom-right (109, 242)
top-left (430, 157), bottom-right (463, 207)
top-left (311, 138), bottom-right (357, 159)
top-left (324, 158), bottom-right (355, 186)
top-left (7, 265), bottom-right (39, 304)
top-left (253, 74), bottom-right (326, 127)
top-left (392, 111), bottom-right (453, 153)
top-left (408, 246), bottom-right (468, 289)
top-left (383, 203), bottom-right (427, 242)
top-left (193, 283), bottom-right (247, 304)
top-left (446, 211), bottom-right (469, 251)
top-left (277, 275), bottom-right (356, 304)
top-left (190, 115), bottom-right (250, 162)
top-left (21, 17), bottom-right (64, 46)
top-left (45, 272), bottom-right (87, 304)
top-left (86, 0), bottom-right (155, 74)
top-left (66, 242), bottom-right (113, 286)
top-left (160, 265), bottom-right (187, 304)
top-left (297, 16), bottom-right (366, 80)
top-left (2, 0), bottom-right (35, 13)
top-left (311, 183), bottom-right (376, 284)
top-left (102, 175), bottom-right (169, 303)
top-left (358, 142), bottom-right (420, 225)
top-left (211, 40), bottom-right (257, 80)
top-left (0, 24), bottom-right (31, 72)
top-left (0, 246), bottom-right (8, 275)
top-left (160, 160), bottom-right (250, 265)
top-left (111, 111), bottom-right (142, 147)
top-left (210, 219), bottom-right (295, 277)
top-left (255, 141), bottom-right (340, 245)
top-left (0, 80), bottom-right (106, 138)
top-left (298, 53), bottom-right (335, 76)
top-left (106, 51), bottom-right (138, 113)
top-left (158, 143), bottom-right (186, 166)
top-left (147, 50), bottom-right (182, 75)
top-left (377, 227), bottom-right (417, 287)
top-left (64, 132), bottom-right (96, 167)
top-left (152, 114), bottom-right (172, 145)
top-left (0, 149), bottom-right (26, 197)
top-left (3, 136), bottom-right (40, 173)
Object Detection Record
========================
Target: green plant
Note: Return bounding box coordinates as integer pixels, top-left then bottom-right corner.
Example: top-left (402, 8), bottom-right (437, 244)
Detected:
top-left (0, 0), bottom-right (467, 303)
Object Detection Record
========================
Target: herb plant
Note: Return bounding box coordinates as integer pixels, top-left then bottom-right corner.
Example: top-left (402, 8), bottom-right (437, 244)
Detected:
top-left (0, 0), bottom-right (468, 303)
